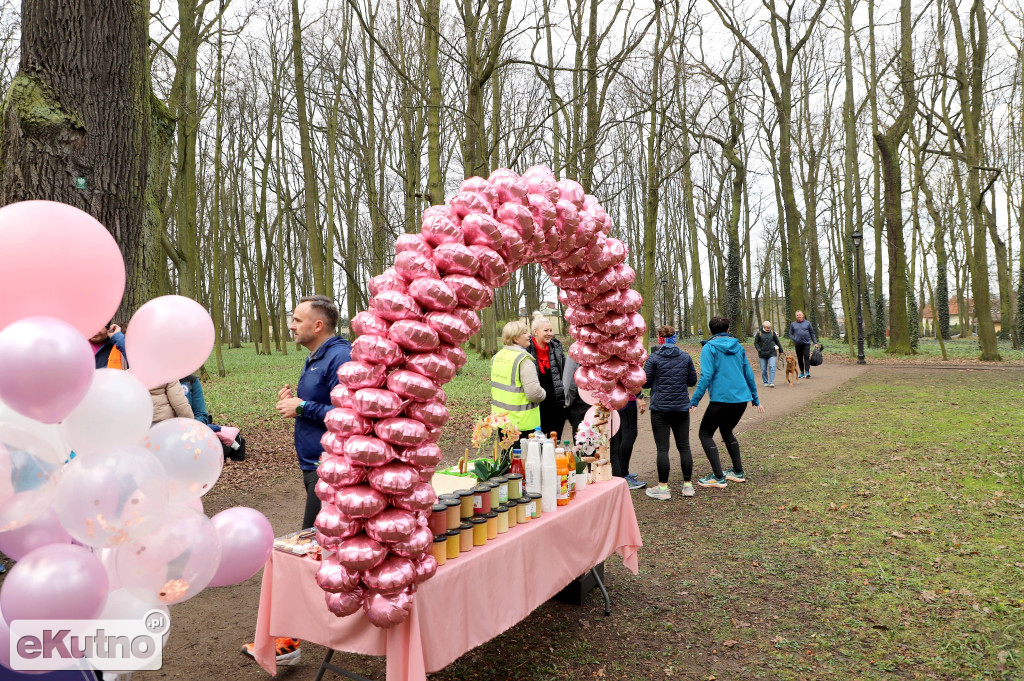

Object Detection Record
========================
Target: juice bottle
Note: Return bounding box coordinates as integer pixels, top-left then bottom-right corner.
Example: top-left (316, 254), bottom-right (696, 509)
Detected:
top-left (556, 442), bottom-right (569, 506)
top-left (510, 448), bottom-right (525, 478)
top-left (565, 440), bottom-right (577, 500)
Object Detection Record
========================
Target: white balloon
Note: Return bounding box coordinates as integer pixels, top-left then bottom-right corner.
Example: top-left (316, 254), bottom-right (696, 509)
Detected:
top-left (92, 588), bottom-right (171, 677)
top-left (144, 419), bottom-right (223, 503)
top-left (0, 397), bottom-right (71, 461)
top-left (61, 369), bottom-right (154, 456)
top-left (0, 424), bottom-right (64, 531)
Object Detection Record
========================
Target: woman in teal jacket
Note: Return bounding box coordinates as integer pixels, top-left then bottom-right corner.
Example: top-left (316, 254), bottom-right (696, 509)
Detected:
top-left (690, 316), bottom-right (765, 488)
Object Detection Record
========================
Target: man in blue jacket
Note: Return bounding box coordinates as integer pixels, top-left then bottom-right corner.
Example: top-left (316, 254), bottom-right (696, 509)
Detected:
top-left (690, 316), bottom-right (764, 488)
top-left (788, 310), bottom-right (818, 379)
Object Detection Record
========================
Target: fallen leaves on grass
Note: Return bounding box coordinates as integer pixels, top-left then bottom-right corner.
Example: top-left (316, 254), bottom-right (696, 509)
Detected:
top-left (919, 590), bottom-right (938, 603)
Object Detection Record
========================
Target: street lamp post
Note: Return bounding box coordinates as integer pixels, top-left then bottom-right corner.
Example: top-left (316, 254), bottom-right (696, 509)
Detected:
top-left (661, 278), bottom-right (668, 327)
top-left (851, 231), bottom-right (866, 364)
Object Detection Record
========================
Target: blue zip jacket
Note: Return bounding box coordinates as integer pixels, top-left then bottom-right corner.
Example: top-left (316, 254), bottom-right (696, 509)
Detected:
top-left (642, 345), bottom-right (697, 411)
top-left (788, 319), bottom-right (817, 345)
top-left (295, 335), bottom-right (351, 470)
top-left (690, 334), bottom-right (759, 407)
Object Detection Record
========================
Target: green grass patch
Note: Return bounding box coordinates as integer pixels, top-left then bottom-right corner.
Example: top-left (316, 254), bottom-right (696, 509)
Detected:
top-left (823, 337), bottom-right (1024, 362)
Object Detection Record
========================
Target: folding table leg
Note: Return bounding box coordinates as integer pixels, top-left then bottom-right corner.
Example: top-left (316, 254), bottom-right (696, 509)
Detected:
top-left (313, 649), bottom-right (376, 681)
top-left (591, 566), bottom-right (611, 616)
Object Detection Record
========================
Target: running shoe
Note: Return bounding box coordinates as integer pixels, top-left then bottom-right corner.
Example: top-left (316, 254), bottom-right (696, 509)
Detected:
top-left (769, 383), bottom-right (775, 388)
top-left (625, 473), bottom-right (647, 490)
top-left (645, 485), bottom-right (671, 500)
top-left (724, 468), bottom-right (746, 483)
top-left (241, 637), bottom-right (301, 667)
top-left (697, 474), bottom-right (728, 488)
top-left (681, 482), bottom-right (695, 497)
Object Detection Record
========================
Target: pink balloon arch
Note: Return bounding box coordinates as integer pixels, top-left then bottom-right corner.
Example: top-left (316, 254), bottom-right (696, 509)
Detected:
top-left (316, 165), bottom-right (646, 627)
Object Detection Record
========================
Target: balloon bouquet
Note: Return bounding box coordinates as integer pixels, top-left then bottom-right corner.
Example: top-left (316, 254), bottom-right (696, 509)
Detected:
top-left (0, 201), bottom-right (275, 677)
top-left (315, 165), bottom-right (646, 629)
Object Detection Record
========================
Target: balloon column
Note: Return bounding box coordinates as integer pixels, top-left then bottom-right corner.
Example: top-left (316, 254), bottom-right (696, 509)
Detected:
top-left (0, 201), bottom-right (274, 674)
top-left (317, 165), bottom-right (646, 628)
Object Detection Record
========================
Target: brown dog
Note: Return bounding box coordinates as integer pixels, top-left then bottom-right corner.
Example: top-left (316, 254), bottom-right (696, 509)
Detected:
top-left (784, 354), bottom-right (799, 386)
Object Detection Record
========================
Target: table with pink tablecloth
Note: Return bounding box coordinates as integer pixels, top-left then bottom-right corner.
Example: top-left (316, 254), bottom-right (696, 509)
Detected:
top-left (253, 476), bottom-right (642, 679)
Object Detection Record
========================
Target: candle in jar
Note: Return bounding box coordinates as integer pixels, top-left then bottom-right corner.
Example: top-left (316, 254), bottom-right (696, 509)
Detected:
top-left (494, 476), bottom-right (509, 504)
top-left (441, 495), bottom-right (461, 530)
top-left (429, 503), bottom-right (448, 536)
top-left (485, 511), bottom-right (498, 540)
top-left (506, 473), bottom-right (523, 500)
top-left (459, 522), bottom-right (474, 553)
top-left (471, 516), bottom-right (487, 546)
top-left (445, 529), bottom-right (460, 560)
top-left (506, 500), bottom-right (518, 528)
top-left (458, 489), bottom-right (475, 520)
top-left (432, 534), bottom-right (448, 566)
top-left (529, 492), bottom-right (543, 519)
top-left (516, 498), bottom-right (530, 524)
top-left (495, 505), bottom-right (509, 534)
top-left (472, 485), bottom-right (492, 516)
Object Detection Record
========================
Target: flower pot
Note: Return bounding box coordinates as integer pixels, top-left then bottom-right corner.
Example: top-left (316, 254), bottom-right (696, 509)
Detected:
top-left (575, 469), bottom-right (588, 492)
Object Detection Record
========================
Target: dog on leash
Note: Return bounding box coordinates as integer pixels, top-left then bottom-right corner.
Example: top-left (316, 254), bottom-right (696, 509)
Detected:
top-left (784, 354), bottom-right (799, 386)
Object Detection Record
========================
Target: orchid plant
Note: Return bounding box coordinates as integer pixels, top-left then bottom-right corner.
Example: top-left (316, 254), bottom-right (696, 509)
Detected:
top-left (460, 413), bottom-right (521, 480)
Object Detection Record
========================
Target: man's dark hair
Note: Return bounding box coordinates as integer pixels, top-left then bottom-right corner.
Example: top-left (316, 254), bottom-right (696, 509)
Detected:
top-left (709, 316), bottom-right (730, 334)
top-left (299, 295), bottom-right (339, 330)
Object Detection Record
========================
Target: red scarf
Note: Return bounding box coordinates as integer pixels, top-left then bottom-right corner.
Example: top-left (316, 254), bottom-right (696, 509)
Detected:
top-left (532, 338), bottom-right (550, 374)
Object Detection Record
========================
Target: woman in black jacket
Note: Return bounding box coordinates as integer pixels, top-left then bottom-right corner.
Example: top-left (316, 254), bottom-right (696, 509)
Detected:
top-left (642, 325), bottom-right (698, 500)
top-left (526, 312), bottom-right (568, 439)
top-left (753, 321), bottom-right (784, 387)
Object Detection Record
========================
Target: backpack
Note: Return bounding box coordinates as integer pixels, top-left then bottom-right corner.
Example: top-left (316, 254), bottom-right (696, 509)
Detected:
top-left (810, 345), bottom-right (824, 367)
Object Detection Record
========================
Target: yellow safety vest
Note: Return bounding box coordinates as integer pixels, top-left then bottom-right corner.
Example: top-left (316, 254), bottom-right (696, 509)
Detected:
top-left (490, 347), bottom-right (541, 431)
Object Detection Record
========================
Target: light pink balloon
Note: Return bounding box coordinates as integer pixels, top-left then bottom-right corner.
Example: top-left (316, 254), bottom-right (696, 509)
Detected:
top-left (575, 324), bottom-right (610, 345)
top-left (459, 177), bottom-right (498, 206)
top-left (126, 296), bottom-right (215, 390)
top-left (597, 357), bottom-right (629, 382)
top-left (469, 245), bottom-right (510, 288)
top-left (337, 361), bottom-right (387, 390)
top-left (404, 352), bottom-right (457, 384)
top-left (350, 310), bottom-right (390, 337)
top-left (413, 554), bottom-right (439, 583)
top-left (325, 408), bottom-right (373, 437)
top-left (595, 312), bottom-right (629, 336)
top-left (350, 334), bottom-right (405, 367)
top-left (317, 554), bottom-right (362, 593)
top-left (394, 250), bottom-right (440, 282)
top-left (326, 586), bottom-right (366, 617)
top-left (391, 481), bottom-right (437, 512)
top-left (0, 506), bottom-right (72, 561)
top-left (370, 290), bottom-right (422, 322)
top-left (387, 370), bottom-right (439, 403)
top-left (319, 456), bottom-right (367, 486)
top-left (462, 214), bottom-right (504, 251)
top-left (334, 484), bottom-right (388, 519)
top-left (321, 431), bottom-right (347, 457)
top-left (496, 223), bottom-right (526, 268)
top-left (621, 364), bottom-right (648, 395)
top-left (316, 504), bottom-right (363, 539)
top-left (1, 543), bottom-right (109, 625)
top-left (604, 384), bottom-right (630, 411)
top-left (362, 588), bottom-right (413, 628)
top-left (315, 479), bottom-right (336, 503)
top-left (439, 343), bottom-right (468, 370)
top-left (423, 311), bottom-right (473, 345)
top-left (367, 463), bottom-right (420, 496)
top-left (394, 233), bottom-right (433, 258)
top-left (352, 388), bottom-right (405, 419)
top-left (374, 418), bottom-right (428, 448)
top-left (207, 506), bottom-right (274, 587)
top-left (449, 191), bottom-right (491, 219)
top-left (362, 555), bottom-right (416, 595)
top-left (0, 200), bottom-right (125, 338)
top-left (329, 384), bottom-right (357, 408)
top-left (342, 435), bottom-right (396, 467)
top-left (432, 242), bottom-right (480, 276)
top-left (368, 268), bottom-right (408, 296)
top-left (443, 274), bottom-right (493, 311)
top-left (392, 525), bottom-right (433, 560)
top-left (0, 316), bottom-right (94, 423)
top-left (617, 289), bottom-right (644, 315)
top-left (450, 307), bottom-right (483, 336)
top-left (389, 319), bottom-right (440, 353)
top-left (364, 507), bottom-right (418, 543)
top-left (403, 401), bottom-right (450, 429)
top-left (408, 278), bottom-right (459, 313)
top-left (335, 533), bottom-right (387, 571)
top-left (577, 386), bottom-right (603, 406)
top-left (421, 210), bottom-right (464, 247)
top-left (584, 405), bottom-right (621, 437)
top-left (565, 305), bottom-right (606, 327)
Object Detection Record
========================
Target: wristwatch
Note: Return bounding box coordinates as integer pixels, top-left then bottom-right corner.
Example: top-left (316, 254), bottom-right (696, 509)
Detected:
top-left (296, 401), bottom-right (306, 417)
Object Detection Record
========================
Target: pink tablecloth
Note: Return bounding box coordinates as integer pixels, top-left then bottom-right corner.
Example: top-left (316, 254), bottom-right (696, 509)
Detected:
top-left (253, 476), bottom-right (642, 679)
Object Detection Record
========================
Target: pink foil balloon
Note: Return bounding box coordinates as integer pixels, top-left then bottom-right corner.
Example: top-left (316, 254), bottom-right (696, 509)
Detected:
top-left (325, 408), bottom-right (373, 437)
top-left (597, 357), bottom-right (629, 382)
top-left (317, 555), bottom-right (362, 593)
top-left (315, 504), bottom-right (364, 539)
top-left (337, 361), bottom-right (387, 390)
top-left (595, 312), bottom-right (629, 336)
top-left (342, 435), bottom-right (397, 467)
top-left (370, 290), bottom-right (421, 322)
top-left (396, 443), bottom-right (444, 469)
top-left (317, 530), bottom-right (342, 549)
top-left (394, 233), bottom-right (433, 257)
top-left (321, 431), bottom-right (347, 457)
top-left (617, 289), bottom-right (644, 314)
top-left (421, 209), bottom-right (463, 247)
top-left (350, 334), bottom-right (405, 367)
top-left (374, 418), bottom-right (428, 447)
top-left (621, 364), bottom-right (648, 394)
top-left (394, 250), bottom-right (440, 282)
top-left (319, 456), bottom-right (367, 486)
top-left (367, 463), bottom-right (420, 496)
top-left (404, 352), bottom-right (457, 383)
top-left (362, 555), bottom-right (416, 595)
top-left (363, 588), bottom-right (413, 628)
top-left (332, 385), bottom-right (358, 410)
top-left (315, 479), bottom-right (336, 503)
top-left (0, 201), bottom-right (126, 338)
top-left (432, 242), bottom-right (480, 276)
top-left (326, 587), bottom-right (366, 617)
top-left (627, 312), bottom-right (647, 336)
top-left (576, 324), bottom-right (610, 345)
top-left (604, 384), bottom-right (630, 411)
top-left (352, 388), bottom-right (405, 419)
top-left (403, 401), bottom-right (450, 429)
top-left (125, 296), bottom-right (214, 390)
top-left (350, 310), bottom-right (391, 337)
top-left (449, 191), bottom-right (491, 219)
top-left (207, 506), bottom-right (274, 587)
top-left (387, 370), bottom-right (439, 403)
top-left (368, 269), bottom-right (408, 297)
top-left (391, 525), bottom-right (433, 559)
top-left (497, 223), bottom-right (526, 267)
top-left (0, 316), bottom-right (94, 423)
top-left (565, 305), bottom-right (605, 327)
top-left (439, 343), bottom-right (468, 369)
top-left (408, 277), bottom-right (458, 313)
top-left (450, 307), bottom-right (483, 336)
top-left (462, 213), bottom-right (504, 250)
top-left (1, 543), bottom-right (109, 625)
top-left (443, 274), bottom-right (492, 310)
top-left (413, 554), bottom-right (438, 583)
top-left (424, 311), bottom-right (473, 345)
top-left (363, 507), bottom-right (418, 543)
top-left (469, 245), bottom-right (510, 288)
top-left (580, 365), bottom-right (617, 392)
top-left (388, 319), bottom-right (440, 353)
top-left (335, 533), bottom-right (387, 571)
top-left (391, 482), bottom-right (437, 512)
top-left (334, 484), bottom-right (388, 519)
top-left (459, 177), bottom-right (498, 206)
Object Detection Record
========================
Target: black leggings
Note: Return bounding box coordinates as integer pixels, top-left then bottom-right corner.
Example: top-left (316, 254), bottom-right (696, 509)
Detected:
top-left (302, 469), bottom-right (322, 530)
top-left (794, 342), bottom-right (812, 374)
top-left (650, 410), bottom-right (692, 483)
top-left (698, 402), bottom-right (747, 479)
top-left (610, 401), bottom-right (639, 478)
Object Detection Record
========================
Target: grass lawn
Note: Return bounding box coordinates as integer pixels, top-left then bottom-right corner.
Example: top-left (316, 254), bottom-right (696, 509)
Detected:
top-left (822, 337), bottom-right (1024, 363)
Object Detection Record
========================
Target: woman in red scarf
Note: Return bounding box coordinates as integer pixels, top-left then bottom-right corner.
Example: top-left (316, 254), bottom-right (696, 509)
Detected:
top-left (526, 312), bottom-right (568, 439)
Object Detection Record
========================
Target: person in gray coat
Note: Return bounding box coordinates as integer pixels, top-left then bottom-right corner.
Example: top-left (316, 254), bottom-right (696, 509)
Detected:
top-left (753, 321), bottom-right (785, 387)
top-left (788, 311), bottom-right (818, 379)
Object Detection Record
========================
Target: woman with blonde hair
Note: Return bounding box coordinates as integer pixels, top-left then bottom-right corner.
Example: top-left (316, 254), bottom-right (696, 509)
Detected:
top-left (490, 320), bottom-right (545, 432)
top-left (526, 312), bottom-right (568, 439)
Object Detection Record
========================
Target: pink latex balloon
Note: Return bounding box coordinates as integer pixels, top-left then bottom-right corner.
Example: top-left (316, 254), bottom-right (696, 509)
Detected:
top-left (318, 456), bottom-right (367, 486)
top-left (394, 233), bottom-right (433, 258)
top-left (337, 361), bottom-right (387, 390)
top-left (408, 277), bottom-right (458, 313)
top-left (584, 405), bottom-right (621, 436)
top-left (0, 506), bottom-right (72, 561)
top-left (413, 554), bottom-right (438, 583)
top-left (388, 319), bottom-right (440, 353)
top-left (342, 435), bottom-right (397, 467)
top-left (391, 482), bottom-right (437, 512)
top-left (432, 242), bottom-right (480, 276)
top-left (370, 290), bottom-right (421, 322)
top-left (351, 310), bottom-right (391, 337)
top-left (325, 408), bottom-right (373, 437)
top-left (0, 316), bottom-right (94, 423)
top-left (394, 250), bottom-right (440, 282)
top-left (352, 388), bottom-right (405, 419)
top-left (125, 296), bottom-right (214, 389)
top-left (350, 334), bottom-right (405, 367)
top-left (363, 588), bottom-right (413, 628)
top-left (404, 352), bottom-right (457, 383)
top-left (326, 586), bottom-right (366, 617)
top-left (362, 555), bottom-right (416, 595)
top-left (396, 442), bottom-right (443, 469)
top-left (469, 245), bottom-right (510, 288)
top-left (207, 506), bottom-right (274, 587)
top-left (334, 484), bottom-right (388, 519)
top-left (1, 543), bottom-right (108, 625)
top-left (317, 554), bottom-right (361, 593)
top-left (367, 463), bottom-right (420, 496)
top-left (335, 533), bottom-right (387, 571)
top-left (391, 525), bottom-right (433, 560)
top-left (387, 370), bottom-right (439, 403)
top-left (368, 269), bottom-right (409, 297)
top-left (421, 211), bottom-right (464, 247)
top-left (459, 177), bottom-right (498, 206)
top-left (375, 418), bottom-right (428, 448)
top-left (443, 274), bottom-right (492, 311)
top-left (364, 507), bottom-right (418, 543)
top-left (423, 311), bottom-right (473, 345)
top-left (403, 401), bottom-right (450, 429)
top-left (0, 201), bottom-right (126, 338)
top-left (315, 504), bottom-right (364, 538)
top-left (577, 386), bottom-right (603, 406)
top-left (621, 364), bottom-right (648, 394)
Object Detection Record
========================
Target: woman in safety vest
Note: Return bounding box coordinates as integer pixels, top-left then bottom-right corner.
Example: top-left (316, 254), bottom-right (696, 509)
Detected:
top-left (491, 321), bottom-right (546, 432)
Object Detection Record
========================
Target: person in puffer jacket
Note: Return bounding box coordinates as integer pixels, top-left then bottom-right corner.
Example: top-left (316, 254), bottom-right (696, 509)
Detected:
top-left (641, 325), bottom-right (698, 500)
top-left (690, 316), bottom-right (765, 488)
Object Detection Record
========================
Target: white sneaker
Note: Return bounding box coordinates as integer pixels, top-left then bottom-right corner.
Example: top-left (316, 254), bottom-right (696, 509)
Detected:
top-left (681, 482), bottom-right (695, 497)
top-left (769, 383), bottom-right (775, 388)
top-left (645, 485), bottom-right (671, 500)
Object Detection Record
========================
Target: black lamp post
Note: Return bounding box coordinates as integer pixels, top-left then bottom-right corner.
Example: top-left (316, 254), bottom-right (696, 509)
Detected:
top-left (851, 231), bottom-right (866, 364)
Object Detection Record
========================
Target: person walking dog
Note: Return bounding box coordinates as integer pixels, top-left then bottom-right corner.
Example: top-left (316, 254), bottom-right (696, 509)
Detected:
top-left (788, 311), bottom-right (818, 379)
top-left (753, 321), bottom-right (784, 387)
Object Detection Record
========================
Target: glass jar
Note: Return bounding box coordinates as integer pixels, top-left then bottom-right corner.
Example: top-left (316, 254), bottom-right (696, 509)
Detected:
top-left (441, 495), bottom-right (461, 530)
top-left (494, 476), bottom-right (509, 504)
top-left (445, 529), bottom-right (461, 560)
top-left (529, 492), bottom-right (542, 519)
top-left (429, 503), bottom-right (448, 536)
top-left (486, 481), bottom-right (500, 509)
top-left (495, 505), bottom-right (509, 534)
top-left (506, 473), bottom-right (523, 500)
top-left (473, 485), bottom-right (492, 516)
top-left (516, 498), bottom-right (530, 524)
top-left (471, 516), bottom-right (487, 546)
top-left (432, 534), bottom-right (448, 566)
top-left (485, 511), bottom-right (498, 540)
top-left (459, 522), bottom-right (474, 553)
top-left (505, 500), bottom-right (518, 529)
top-left (458, 489), bottom-right (475, 520)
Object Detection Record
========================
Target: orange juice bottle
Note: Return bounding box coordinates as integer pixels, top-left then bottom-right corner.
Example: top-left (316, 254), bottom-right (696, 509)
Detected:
top-left (556, 443), bottom-right (569, 506)
top-left (565, 441), bottom-right (577, 500)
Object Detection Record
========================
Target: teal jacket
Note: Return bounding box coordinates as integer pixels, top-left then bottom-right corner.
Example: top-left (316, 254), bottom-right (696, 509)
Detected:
top-left (691, 334), bottom-right (759, 407)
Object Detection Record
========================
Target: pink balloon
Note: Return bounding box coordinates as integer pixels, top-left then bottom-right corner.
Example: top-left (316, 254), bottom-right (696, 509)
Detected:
top-left (352, 388), bottom-right (405, 419)
top-left (394, 233), bottom-right (433, 258)
top-left (408, 278), bottom-right (458, 313)
top-left (577, 386), bottom-right (603, 406)
top-left (362, 588), bottom-right (413, 628)
top-left (317, 554), bottom-right (362, 593)
top-left (334, 484), bottom-right (388, 519)
top-left (335, 533), bottom-right (387, 571)
top-left (404, 351), bottom-right (457, 384)
top-left (337, 361), bottom-right (387, 390)
top-left (438, 343), bottom-right (468, 370)
top-left (604, 384), bottom-right (630, 411)
top-left (319, 456), bottom-right (367, 486)
top-left (394, 250), bottom-right (440, 282)
top-left (432, 242), bottom-right (480, 276)
top-left (459, 177), bottom-right (498, 206)
top-left (396, 443), bottom-right (444, 470)
top-left (321, 431), bottom-right (347, 457)
top-left (626, 312), bottom-right (647, 336)
top-left (403, 401), bottom-right (450, 429)
top-left (0, 201), bottom-right (125, 338)
top-left (315, 479), bottom-right (336, 503)
top-left (350, 334), bottom-right (405, 367)
top-left (391, 481), bottom-right (437, 512)
top-left (362, 555), bottom-right (416, 595)
top-left (617, 289), bottom-right (644, 314)
top-left (374, 417), bottom-right (428, 447)
top-left (370, 290), bottom-right (422, 322)
top-left (126, 296), bottom-right (215, 389)
top-left (575, 324), bottom-right (610, 345)
top-left (449, 191), bottom-right (491, 219)
top-left (565, 305), bottom-right (606, 327)
top-left (207, 506), bottom-right (274, 587)
top-left (443, 274), bottom-right (493, 311)
top-left (0, 507), bottom-right (72, 561)
top-left (595, 312), bottom-right (629, 336)
top-left (367, 463), bottom-right (420, 496)
top-left (325, 586), bottom-right (365, 617)
top-left (597, 357), bottom-right (629, 382)
top-left (450, 307), bottom-right (483, 336)
top-left (469, 245), bottom-right (510, 288)
top-left (1, 543), bottom-right (108, 624)
top-left (413, 554), bottom-right (438, 583)
top-left (461, 213), bottom-right (504, 251)
top-left (325, 408), bottom-right (373, 437)
top-left (351, 310), bottom-right (391, 337)
top-left (580, 365), bottom-right (617, 392)
top-left (185, 496), bottom-right (205, 514)
top-left (584, 405), bottom-right (621, 437)
top-left (391, 525), bottom-right (433, 559)
top-left (389, 319), bottom-right (440, 353)
top-left (568, 340), bottom-right (610, 366)
top-left (315, 504), bottom-right (364, 538)
top-left (0, 316), bottom-right (94, 423)
top-left (363, 507), bottom-right (418, 543)
top-left (332, 385), bottom-right (358, 409)
top-left (342, 435), bottom-right (396, 467)
top-left (589, 288), bottom-right (624, 313)
top-left (496, 223), bottom-right (526, 268)
top-left (421, 209), bottom-right (464, 247)
top-left (489, 169), bottom-right (528, 205)
top-left (423, 311), bottom-right (473, 345)
top-left (387, 370), bottom-right (439, 403)
top-left (368, 269), bottom-right (409, 297)
top-left (621, 364), bottom-right (648, 394)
